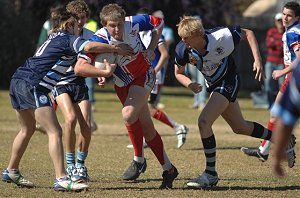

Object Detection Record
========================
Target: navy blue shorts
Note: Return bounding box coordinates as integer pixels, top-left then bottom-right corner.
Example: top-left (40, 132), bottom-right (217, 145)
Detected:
top-left (148, 84), bottom-right (162, 104)
top-left (207, 72), bottom-right (240, 102)
top-left (10, 78), bottom-right (52, 110)
top-left (52, 84), bottom-right (89, 103)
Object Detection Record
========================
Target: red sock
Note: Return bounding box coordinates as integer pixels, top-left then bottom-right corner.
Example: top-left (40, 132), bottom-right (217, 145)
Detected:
top-left (146, 132), bottom-right (165, 165)
top-left (262, 121), bottom-right (275, 146)
top-left (51, 97), bottom-right (57, 111)
top-left (153, 109), bottom-right (173, 128)
top-left (126, 120), bottom-right (144, 157)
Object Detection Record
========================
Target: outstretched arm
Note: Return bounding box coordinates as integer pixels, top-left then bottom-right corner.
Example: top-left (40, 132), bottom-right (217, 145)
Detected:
top-left (272, 120), bottom-right (294, 177)
top-left (241, 28), bottom-right (264, 81)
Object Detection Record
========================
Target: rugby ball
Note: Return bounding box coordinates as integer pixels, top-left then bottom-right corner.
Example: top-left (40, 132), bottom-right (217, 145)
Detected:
top-left (94, 53), bottom-right (116, 69)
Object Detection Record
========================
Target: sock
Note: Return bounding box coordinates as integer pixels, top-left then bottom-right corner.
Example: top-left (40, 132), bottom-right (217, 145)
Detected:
top-left (146, 132), bottom-right (172, 171)
top-left (202, 135), bottom-right (217, 176)
top-left (76, 150), bottom-right (88, 168)
top-left (259, 121), bottom-right (274, 155)
top-left (7, 168), bottom-right (19, 174)
top-left (66, 152), bottom-right (75, 168)
top-left (250, 122), bottom-right (272, 140)
top-left (126, 120), bottom-right (144, 159)
top-left (153, 109), bottom-right (175, 128)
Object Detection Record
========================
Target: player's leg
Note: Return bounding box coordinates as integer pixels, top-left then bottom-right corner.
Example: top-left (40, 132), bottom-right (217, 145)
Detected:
top-left (116, 85), bottom-right (147, 181)
top-left (187, 92), bottom-right (228, 188)
top-left (3, 109), bottom-right (36, 188)
top-left (140, 97), bottom-right (178, 189)
top-left (54, 92), bottom-right (78, 177)
top-left (35, 106), bottom-right (88, 191)
top-left (76, 99), bottom-right (92, 181)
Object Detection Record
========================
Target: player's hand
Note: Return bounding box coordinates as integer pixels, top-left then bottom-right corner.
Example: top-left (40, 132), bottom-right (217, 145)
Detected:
top-left (104, 59), bottom-right (117, 76)
top-left (143, 49), bottom-right (155, 61)
top-left (253, 61), bottom-right (265, 81)
top-left (272, 70), bottom-right (284, 80)
top-left (97, 77), bottom-right (106, 88)
top-left (188, 82), bottom-right (203, 94)
top-left (114, 43), bottom-right (134, 56)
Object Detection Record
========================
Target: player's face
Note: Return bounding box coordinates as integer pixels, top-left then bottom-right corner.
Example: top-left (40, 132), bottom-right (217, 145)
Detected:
top-left (106, 20), bottom-right (124, 41)
top-left (76, 13), bottom-right (88, 35)
top-left (282, 8), bottom-right (300, 28)
top-left (181, 35), bottom-right (200, 49)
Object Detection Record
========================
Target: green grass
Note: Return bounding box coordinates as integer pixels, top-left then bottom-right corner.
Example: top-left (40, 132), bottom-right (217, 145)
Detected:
top-left (0, 85), bottom-right (299, 198)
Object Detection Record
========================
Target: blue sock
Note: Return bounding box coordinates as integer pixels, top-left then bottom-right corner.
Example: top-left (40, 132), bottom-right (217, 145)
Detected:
top-left (76, 150), bottom-right (88, 168)
top-left (66, 152), bottom-right (75, 168)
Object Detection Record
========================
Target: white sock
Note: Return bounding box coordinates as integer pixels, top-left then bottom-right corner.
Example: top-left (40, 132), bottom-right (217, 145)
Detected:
top-left (259, 140), bottom-right (271, 155)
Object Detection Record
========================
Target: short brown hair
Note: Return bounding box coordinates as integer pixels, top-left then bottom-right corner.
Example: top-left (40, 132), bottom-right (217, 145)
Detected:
top-left (99, 4), bottom-right (126, 26)
top-left (66, 0), bottom-right (90, 18)
top-left (177, 16), bottom-right (204, 38)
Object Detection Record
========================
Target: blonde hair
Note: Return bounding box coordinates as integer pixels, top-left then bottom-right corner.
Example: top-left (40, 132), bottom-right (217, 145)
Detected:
top-left (177, 16), bottom-right (204, 38)
top-left (99, 4), bottom-right (126, 26)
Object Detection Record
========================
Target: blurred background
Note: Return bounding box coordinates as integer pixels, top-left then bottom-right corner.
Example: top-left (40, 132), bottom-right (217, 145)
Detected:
top-left (0, 0), bottom-right (299, 91)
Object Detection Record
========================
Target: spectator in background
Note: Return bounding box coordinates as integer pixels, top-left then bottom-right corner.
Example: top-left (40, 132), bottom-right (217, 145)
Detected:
top-left (264, 13), bottom-right (285, 107)
top-left (36, 2), bottom-right (64, 49)
top-left (250, 13), bottom-right (285, 109)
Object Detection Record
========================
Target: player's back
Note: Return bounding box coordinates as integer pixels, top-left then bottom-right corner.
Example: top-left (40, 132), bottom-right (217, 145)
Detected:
top-left (13, 31), bottom-right (85, 91)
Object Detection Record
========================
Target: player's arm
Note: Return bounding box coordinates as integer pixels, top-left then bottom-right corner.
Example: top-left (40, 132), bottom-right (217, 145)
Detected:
top-left (74, 56), bottom-right (116, 78)
top-left (144, 25), bottom-right (164, 61)
top-left (175, 64), bottom-right (202, 93)
top-left (273, 52), bottom-right (300, 80)
top-left (83, 41), bottom-right (134, 56)
top-left (240, 28), bottom-right (264, 81)
top-left (155, 42), bottom-right (169, 74)
top-left (272, 119), bottom-right (294, 177)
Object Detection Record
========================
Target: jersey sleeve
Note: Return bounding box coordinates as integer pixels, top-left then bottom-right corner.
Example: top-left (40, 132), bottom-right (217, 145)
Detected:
top-left (78, 52), bottom-right (96, 64)
top-left (228, 25), bottom-right (242, 46)
top-left (89, 28), bottom-right (110, 44)
top-left (157, 34), bottom-right (165, 46)
top-left (286, 31), bottom-right (300, 52)
top-left (129, 15), bottom-right (164, 32)
top-left (69, 34), bottom-right (89, 54)
top-left (174, 41), bottom-right (189, 67)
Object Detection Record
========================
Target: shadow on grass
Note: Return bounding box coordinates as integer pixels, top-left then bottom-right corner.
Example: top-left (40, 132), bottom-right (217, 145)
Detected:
top-left (188, 146), bottom-right (243, 151)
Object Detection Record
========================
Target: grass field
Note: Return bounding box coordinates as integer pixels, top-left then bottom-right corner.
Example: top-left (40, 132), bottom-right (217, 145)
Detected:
top-left (0, 86), bottom-right (299, 198)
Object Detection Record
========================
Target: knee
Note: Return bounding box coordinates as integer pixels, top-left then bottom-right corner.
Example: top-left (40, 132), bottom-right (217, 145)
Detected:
top-left (64, 114), bottom-right (77, 128)
top-left (231, 125), bottom-right (248, 134)
top-left (198, 117), bottom-right (209, 132)
top-left (122, 106), bottom-right (137, 124)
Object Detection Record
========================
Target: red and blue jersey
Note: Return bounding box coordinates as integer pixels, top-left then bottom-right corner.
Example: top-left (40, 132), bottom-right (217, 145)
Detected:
top-left (175, 26), bottom-right (241, 87)
top-left (272, 59), bottom-right (300, 126)
top-left (88, 14), bottom-right (163, 87)
top-left (12, 31), bottom-right (88, 92)
top-left (283, 22), bottom-right (300, 68)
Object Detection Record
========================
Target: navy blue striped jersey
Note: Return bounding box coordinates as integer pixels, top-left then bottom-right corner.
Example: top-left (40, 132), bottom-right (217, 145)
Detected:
top-left (272, 59), bottom-right (300, 126)
top-left (174, 26), bottom-right (242, 86)
top-left (12, 31), bottom-right (88, 92)
top-left (56, 28), bottom-right (94, 86)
